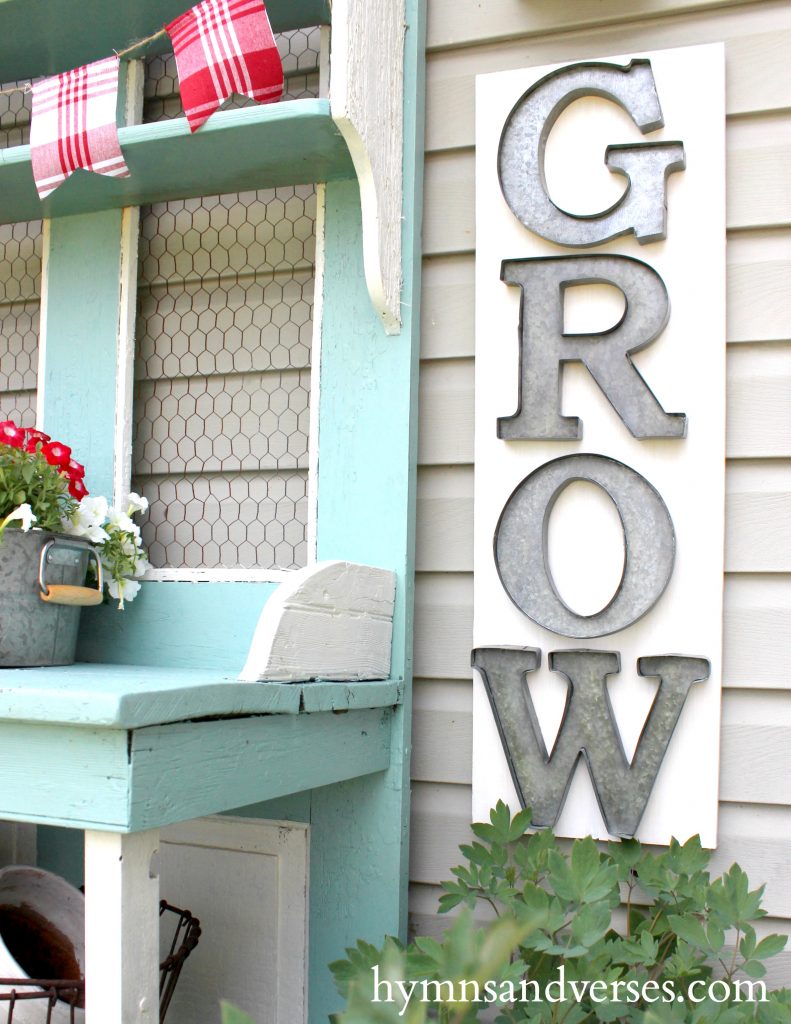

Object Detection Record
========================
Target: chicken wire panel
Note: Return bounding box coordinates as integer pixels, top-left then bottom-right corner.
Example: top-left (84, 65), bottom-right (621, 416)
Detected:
top-left (138, 469), bottom-right (309, 570)
top-left (133, 179), bottom-right (317, 571)
top-left (143, 26), bottom-right (322, 123)
top-left (0, 82), bottom-right (41, 428)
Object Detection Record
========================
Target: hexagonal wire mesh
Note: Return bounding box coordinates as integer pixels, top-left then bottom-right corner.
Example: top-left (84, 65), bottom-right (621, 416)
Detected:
top-left (0, 80), bottom-right (42, 429)
top-left (132, 30), bottom-right (323, 573)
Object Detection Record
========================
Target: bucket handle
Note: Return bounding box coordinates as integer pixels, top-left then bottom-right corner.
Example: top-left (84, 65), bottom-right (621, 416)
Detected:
top-left (38, 538), bottom-right (104, 607)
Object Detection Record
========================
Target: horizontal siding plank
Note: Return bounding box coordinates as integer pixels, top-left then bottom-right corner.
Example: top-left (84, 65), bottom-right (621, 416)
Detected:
top-left (416, 465), bottom-right (473, 571)
top-left (423, 239), bottom-right (791, 362)
top-left (727, 233), bottom-right (791, 343)
top-left (726, 463), bottom-right (791, 572)
top-left (427, 0), bottom-right (773, 51)
top-left (723, 574), bottom-right (791, 689)
top-left (418, 354), bottom-right (791, 468)
top-left (414, 571), bottom-right (791, 689)
top-left (727, 118), bottom-right (791, 231)
top-left (411, 683), bottom-right (791, 805)
top-left (412, 679), bottom-right (473, 785)
top-left (424, 126), bottom-right (791, 257)
top-left (421, 254), bottom-right (475, 360)
top-left (427, 21), bottom-right (791, 153)
top-left (727, 344), bottom-right (791, 457)
top-left (414, 572), bottom-right (473, 680)
top-left (411, 782), bottom-right (791, 916)
top-left (417, 358), bottom-right (474, 465)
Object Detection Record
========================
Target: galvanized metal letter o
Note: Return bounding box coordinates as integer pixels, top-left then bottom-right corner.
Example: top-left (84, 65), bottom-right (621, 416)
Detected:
top-left (494, 453), bottom-right (675, 638)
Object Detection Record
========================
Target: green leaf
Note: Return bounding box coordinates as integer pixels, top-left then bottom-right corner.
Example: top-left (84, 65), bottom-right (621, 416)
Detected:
top-left (668, 915), bottom-right (709, 951)
top-left (220, 1003), bottom-right (256, 1024)
top-left (753, 934), bottom-right (788, 960)
top-left (570, 901), bottom-right (612, 949)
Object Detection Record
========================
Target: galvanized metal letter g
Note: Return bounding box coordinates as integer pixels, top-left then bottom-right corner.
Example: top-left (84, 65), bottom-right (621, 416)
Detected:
top-left (498, 59), bottom-right (686, 247)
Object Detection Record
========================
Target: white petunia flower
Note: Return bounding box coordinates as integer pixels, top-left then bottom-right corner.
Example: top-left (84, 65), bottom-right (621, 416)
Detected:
top-left (106, 576), bottom-right (141, 609)
top-left (2, 503), bottom-right (37, 532)
top-left (126, 492), bottom-right (149, 516)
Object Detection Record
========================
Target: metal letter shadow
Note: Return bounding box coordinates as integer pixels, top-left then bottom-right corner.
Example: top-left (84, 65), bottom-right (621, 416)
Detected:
top-left (472, 647), bottom-right (710, 838)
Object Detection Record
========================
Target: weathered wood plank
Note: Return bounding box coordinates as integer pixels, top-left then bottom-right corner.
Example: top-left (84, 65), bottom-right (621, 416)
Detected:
top-left (239, 561), bottom-right (396, 682)
top-left (84, 829), bottom-right (160, 1024)
top-left (426, 0), bottom-right (773, 51)
top-left (0, 724), bottom-right (129, 829)
top-left (129, 707), bottom-right (392, 830)
top-left (425, 19), bottom-right (791, 153)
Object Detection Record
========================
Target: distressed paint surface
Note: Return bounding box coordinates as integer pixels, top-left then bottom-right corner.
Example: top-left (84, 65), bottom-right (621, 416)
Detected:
top-left (77, 581), bottom-right (278, 669)
top-left (0, 708), bottom-right (392, 831)
top-left (331, 0), bottom-right (406, 332)
top-left (0, 0), bottom-right (331, 81)
top-left (0, 102), bottom-right (354, 225)
top-left (308, 0), bottom-right (425, 1013)
top-left (0, 723), bottom-right (129, 828)
top-left (128, 708), bottom-right (393, 831)
top-left (40, 210), bottom-right (124, 498)
top-left (84, 830), bottom-right (160, 1024)
top-left (240, 561), bottom-right (396, 681)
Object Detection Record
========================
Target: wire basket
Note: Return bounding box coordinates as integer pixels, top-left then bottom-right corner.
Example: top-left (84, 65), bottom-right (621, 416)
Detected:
top-left (0, 901), bottom-right (201, 1023)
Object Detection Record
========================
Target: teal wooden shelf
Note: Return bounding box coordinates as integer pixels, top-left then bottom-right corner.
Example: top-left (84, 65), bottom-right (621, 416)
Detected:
top-left (0, 99), bottom-right (355, 225)
top-left (0, 0), bottom-right (330, 81)
top-left (0, 663), bottom-right (402, 830)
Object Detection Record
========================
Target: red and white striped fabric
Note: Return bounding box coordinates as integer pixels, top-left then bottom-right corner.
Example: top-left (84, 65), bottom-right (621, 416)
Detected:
top-left (167, 0), bottom-right (283, 132)
top-left (30, 56), bottom-right (129, 200)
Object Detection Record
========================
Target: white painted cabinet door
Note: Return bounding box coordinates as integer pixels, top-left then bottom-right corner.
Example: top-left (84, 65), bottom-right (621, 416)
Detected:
top-left (160, 816), bottom-right (308, 1024)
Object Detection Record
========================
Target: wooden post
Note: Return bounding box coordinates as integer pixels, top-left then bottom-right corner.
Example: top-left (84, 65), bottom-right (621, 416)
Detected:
top-left (84, 830), bottom-right (160, 1024)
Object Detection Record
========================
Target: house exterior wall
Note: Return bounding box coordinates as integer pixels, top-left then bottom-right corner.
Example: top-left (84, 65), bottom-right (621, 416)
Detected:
top-left (410, 0), bottom-right (791, 986)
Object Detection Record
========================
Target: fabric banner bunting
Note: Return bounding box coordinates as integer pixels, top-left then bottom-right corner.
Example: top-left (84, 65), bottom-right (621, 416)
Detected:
top-left (30, 56), bottom-right (130, 200)
top-left (167, 0), bottom-right (284, 132)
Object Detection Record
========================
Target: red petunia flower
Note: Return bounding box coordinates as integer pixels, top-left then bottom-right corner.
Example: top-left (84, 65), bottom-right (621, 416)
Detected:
top-left (0, 420), bottom-right (26, 449)
top-left (42, 440), bottom-right (72, 468)
top-left (24, 428), bottom-right (51, 453)
top-left (68, 476), bottom-right (89, 500)
top-left (66, 458), bottom-right (85, 479)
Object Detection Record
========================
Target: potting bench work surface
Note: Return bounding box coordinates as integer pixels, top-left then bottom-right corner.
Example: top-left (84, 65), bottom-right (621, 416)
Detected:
top-left (0, 663), bottom-right (402, 832)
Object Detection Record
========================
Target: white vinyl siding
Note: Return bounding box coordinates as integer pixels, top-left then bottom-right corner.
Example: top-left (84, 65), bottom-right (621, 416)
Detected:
top-left (410, 0), bottom-right (791, 986)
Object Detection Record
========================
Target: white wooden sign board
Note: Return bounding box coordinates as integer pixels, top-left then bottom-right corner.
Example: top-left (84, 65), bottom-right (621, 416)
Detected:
top-left (473, 44), bottom-right (726, 846)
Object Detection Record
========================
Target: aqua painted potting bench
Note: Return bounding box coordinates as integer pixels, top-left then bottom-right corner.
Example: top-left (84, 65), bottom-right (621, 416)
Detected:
top-left (0, 0), bottom-right (425, 1019)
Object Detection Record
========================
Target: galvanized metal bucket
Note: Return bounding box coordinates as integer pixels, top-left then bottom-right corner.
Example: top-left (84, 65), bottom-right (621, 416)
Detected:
top-left (0, 530), bottom-right (102, 668)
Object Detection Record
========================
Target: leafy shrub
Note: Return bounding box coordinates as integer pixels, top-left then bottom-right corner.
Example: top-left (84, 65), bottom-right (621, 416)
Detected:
top-left (331, 802), bottom-right (791, 1022)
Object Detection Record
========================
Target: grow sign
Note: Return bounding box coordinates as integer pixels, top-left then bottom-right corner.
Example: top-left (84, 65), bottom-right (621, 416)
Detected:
top-left (473, 45), bottom-right (725, 846)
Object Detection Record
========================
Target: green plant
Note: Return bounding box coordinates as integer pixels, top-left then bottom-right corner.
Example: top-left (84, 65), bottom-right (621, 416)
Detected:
top-left (330, 802), bottom-right (791, 1023)
top-left (220, 1002), bottom-right (256, 1024)
top-left (0, 419), bottom-right (150, 607)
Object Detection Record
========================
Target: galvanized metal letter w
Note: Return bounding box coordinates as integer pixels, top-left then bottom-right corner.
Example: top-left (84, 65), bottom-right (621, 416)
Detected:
top-left (472, 647), bottom-right (709, 838)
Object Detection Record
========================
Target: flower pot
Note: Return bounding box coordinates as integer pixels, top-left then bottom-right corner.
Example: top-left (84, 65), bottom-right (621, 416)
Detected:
top-left (0, 530), bottom-right (101, 668)
top-left (0, 866), bottom-right (84, 1024)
